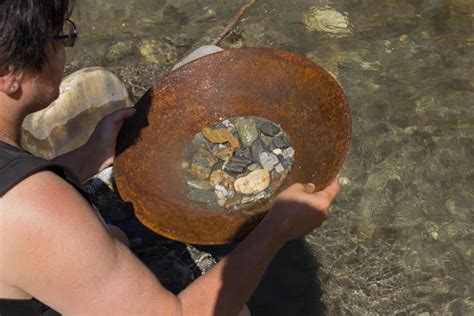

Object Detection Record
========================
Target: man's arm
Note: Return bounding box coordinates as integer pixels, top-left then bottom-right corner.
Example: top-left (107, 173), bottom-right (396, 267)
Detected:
top-left (0, 170), bottom-right (338, 315)
top-left (53, 107), bottom-right (135, 182)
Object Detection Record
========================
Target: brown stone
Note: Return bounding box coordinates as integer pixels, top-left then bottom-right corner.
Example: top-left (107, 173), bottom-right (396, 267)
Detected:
top-left (202, 127), bottom-right (240, 148)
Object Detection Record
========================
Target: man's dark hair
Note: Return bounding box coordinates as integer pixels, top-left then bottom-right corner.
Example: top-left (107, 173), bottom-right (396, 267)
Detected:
top-left (0, 0), bottom-right (73, 71)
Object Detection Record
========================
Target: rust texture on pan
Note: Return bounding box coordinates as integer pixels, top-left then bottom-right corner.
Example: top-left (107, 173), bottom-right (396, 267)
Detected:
top-left (114, 47), bottom-right (352, 245)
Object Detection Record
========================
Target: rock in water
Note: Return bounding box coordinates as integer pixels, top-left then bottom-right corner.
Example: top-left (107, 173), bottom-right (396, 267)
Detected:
top-left (190, 147), bottom-right (218, 180)
top-left (21, 67), bottom-right (132, 159)
top-left (259, 122), bottom-right (280, 137)
top-left (259, 152), bottom-right (280, 171)
top-left (202, 127), bottom-right (240, 148)
top-left (187, 189), bottom-right (217, 204)
top-left (236, 119), bottom-right (259, 147)
top-left (304, 7), bottom-right (352, 35)
top-left (234, 169), bottom-right (271, 195)
top-left (210, 170), bottom-right (235, 192)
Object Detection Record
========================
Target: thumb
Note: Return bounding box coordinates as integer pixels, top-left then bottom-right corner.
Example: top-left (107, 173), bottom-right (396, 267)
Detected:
top-left (105, 107), bottom-right (136, 124)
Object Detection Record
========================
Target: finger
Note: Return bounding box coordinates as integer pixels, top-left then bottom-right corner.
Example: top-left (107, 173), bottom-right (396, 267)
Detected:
top-left (317, 178), bottom-right (340, 201)
top-left (105, 107), bottom-right (136, 123)
top-left (304, 183), bottom-right (316, 193)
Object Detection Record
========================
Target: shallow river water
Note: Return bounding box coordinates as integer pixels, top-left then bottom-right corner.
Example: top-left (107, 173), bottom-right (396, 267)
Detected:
top-left (68, 1), bottom-right (473, 315)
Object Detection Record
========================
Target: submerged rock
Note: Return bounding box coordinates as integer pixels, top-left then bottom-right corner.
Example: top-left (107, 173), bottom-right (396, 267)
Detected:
top-left (190, 148), bottom-right (218, 179)
top-left (304, 7), bottom-right (352, 35)
top-left (273, 134), bottom-right (292, 148)
top-left (234, 169), bottom-right (271, 195)
top-left (236, 118), bottom-right (259, 147)
top-left (259, 152), bottom-right (280, 171)
top-left (202, 127), bottom-right (240, 148)
top-left (210, 170), bottom-right (235, 191)
top-left (187, 180), bottom-right (213, 191)
top-left (187, 189), bottom-right (217, 203)
top-left (259, 122), bottom-right (280, 137)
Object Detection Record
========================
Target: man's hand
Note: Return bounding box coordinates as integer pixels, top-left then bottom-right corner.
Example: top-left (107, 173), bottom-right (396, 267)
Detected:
top-left (266, 178), bottom-right (340, 242)
top-left (53, 107), bottom-right (135, 182)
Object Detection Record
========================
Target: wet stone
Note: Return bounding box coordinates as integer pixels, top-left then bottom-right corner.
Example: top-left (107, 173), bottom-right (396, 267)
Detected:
top-left (190, 147), bottom-right (218, 179)
top-left (187, 189), bottom-right (217, 203)
top-left (214, 146), bottom-right (234, 161)
top-left (202, 127), bottom-right (240, 148)
top-left (236, 119), bottom-right (259, 147)
top-left (273, 134), bottom-right (292, 148)
top-left (234, 147), bottom-right (252, 160)
top-left (224, 195), bottom-right (243, 209)
top-left (259, 152), bottom-right (280, 171)
top-left (251, 139), bottom-right (267, 162)
top-left (183, 116), bottom-right (294, 210)
top-left (259, 122), bottom-right (281, 137)
top-left (234, 169), bottom-right (271, 195)
top-left (223, 157), bottom-right (252, 174)
top-left (187, 180), bottom-right (213, 190)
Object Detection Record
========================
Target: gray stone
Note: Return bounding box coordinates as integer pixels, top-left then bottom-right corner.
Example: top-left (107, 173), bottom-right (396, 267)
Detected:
top-left (259, 122), bottom-right (281, 137)
top-left (247, 163), bottom-right (260, 171)
top-left (190, 147), bottom-right (218, 179)
top-left (275, 163), bottom-right (285, 173)
top-left (187, 180), bottom-right (213, 191)
top-left (259, 152), bottom-right (280, 171)
top-left (236, 118), bottom-right (259, 147)
top-left (273, 134), bottom-right (292, 148)
top-left (235, 147), bottom-right (252, 160)
top-left (187, 189), bottom-right (217, 204)
top-left (260, 135), bottom-right (275, 151)
top-left (251, 139), bottom-right (267, 162)
top-left (223, 157), bottom-right (252, 174)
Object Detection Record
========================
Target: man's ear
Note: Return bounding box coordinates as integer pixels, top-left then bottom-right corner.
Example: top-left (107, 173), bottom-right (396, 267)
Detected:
top-left (0, 65), bottom-right (19, 95)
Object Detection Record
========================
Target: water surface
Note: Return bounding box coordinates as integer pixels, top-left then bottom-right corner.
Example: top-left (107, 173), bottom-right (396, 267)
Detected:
top-left (68, 1), bottom-right (473, 314)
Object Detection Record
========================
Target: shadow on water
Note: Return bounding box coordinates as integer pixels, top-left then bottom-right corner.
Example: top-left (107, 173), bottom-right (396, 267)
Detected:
top-left (203, 238), bottom-right (325, 316)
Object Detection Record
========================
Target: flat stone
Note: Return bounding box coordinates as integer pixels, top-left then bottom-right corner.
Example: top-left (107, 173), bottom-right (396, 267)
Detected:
top-left (190, 147), bottom-right (218, 179)
top-left (251, 139), bottom-right (267, 162)
top-left (260, 135), bottom-right (275, 151)
top-left (202, 127), bottom-right (240, 148)
top-left (282, 147), bottom-right (295, 159)
top-left (234, 147), bottom-right (252, 160)
top-left (304, 7), bottom-right (352, 35)
top-left (236, 118), bottom-right (259, 147)
top-left (273, 148), bottom-right (283, 155)
top-left (223, 157), bottom-right (252, 174)
top-left (187, 189), bottom-right (217, 203)
top-left (210, 170), bottom-right (235, 191)
top-left (273, 134), bottom-right (292, 148)
top-left (242, 191), bottom-right (269, 204)
top-left (275, 163), bottom-right (285, 173)
top-left (247, 163), bottom-right (260, 171)
top-left (234, 169), bottom-right (271, 195)
top-left (259, 152), bottom-right (280, 171)
top-left (278, 155), bottom-right (292, 170)
top-left (214, 184), bottom-right (234, 200)
top-left (224, 195), bottom-right (243, 209)
top-left (214, 146), bottom-right (234, 161)
top-left (259, 122), bottom-right (281, 137)
top-left (187, 180), bottom-right (213, 190)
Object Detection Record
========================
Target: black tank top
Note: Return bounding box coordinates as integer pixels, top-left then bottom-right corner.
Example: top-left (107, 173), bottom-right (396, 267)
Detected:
top-left (0, 140), bottom-right (88, 316)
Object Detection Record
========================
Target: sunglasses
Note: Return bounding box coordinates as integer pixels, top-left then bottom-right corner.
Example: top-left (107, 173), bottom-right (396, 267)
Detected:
top-left (53, 19), bottom-right (78, 47)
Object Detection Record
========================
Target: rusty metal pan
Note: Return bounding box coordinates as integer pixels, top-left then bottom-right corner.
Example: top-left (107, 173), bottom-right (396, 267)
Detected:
top-left (115, 47), bottom-right (351, 245)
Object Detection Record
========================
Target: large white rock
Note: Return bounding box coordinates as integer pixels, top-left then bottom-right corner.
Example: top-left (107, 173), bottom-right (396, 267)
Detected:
top-left (21, 67), bottom-right (132, 159)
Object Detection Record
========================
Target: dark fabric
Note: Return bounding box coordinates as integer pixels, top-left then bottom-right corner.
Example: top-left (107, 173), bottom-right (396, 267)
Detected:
top-left (0, 140), bottom-right (87, 315)
top-left (0, 298), bottom-right (60, 316)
